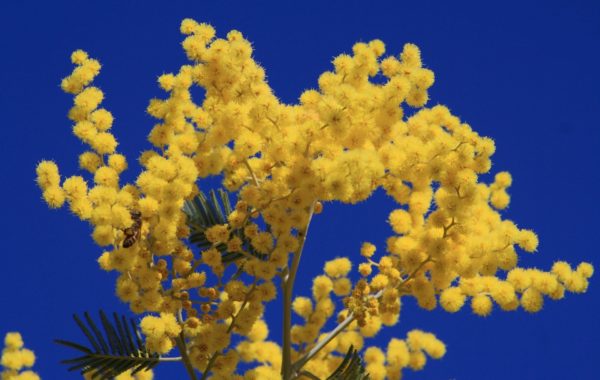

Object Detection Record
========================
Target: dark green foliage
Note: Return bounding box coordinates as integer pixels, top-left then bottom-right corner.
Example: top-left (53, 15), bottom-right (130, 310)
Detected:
top-left (327, 345), bottom-right (370, 380)
top-left (183, 188), bottom-right (267, 263)
top-left (55, 311), bottom-right (160, 379)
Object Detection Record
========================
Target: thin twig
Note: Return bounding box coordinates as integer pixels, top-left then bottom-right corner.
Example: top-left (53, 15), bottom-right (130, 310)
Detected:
top-left (291, 255), bottom-right (432, 376)
top-left (244, 159), bottom-right (260, 187)
top-left (159, 356), bottom-right (183, 362)
top-left (227, 281), bottom-right (258, 334)
top-left (173, 308), bottom-right (198, 380)
top-left (201, 280), bottom-right (258, 379)
top-left (291, 310), bottom-right (357, 374)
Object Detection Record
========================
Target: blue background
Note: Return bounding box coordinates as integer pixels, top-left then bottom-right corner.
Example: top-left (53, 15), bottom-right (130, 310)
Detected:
top-left (1, 0), bottom-right (599, 379)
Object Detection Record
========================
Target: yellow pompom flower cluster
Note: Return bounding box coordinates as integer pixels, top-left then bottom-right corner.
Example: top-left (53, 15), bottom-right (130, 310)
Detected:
top-left (140, 313), bottom-right (182, 354)
top-left (364, 330), bottom-right (445, 380)
top-left (287, 258), bottom-right (396, 379)
top-left (489, 171), bottom-right (512, 209)
top-left (237, 324), bottom-right (281, 379)
top-left (35, 161), bottom-right (65, 209)
top-left (37, 47), bottom-right (206, 354)
top-left (37, 18), bottom-right (594, 379)
top-left (37, 47), bottom-right (128, 232)
top-left (60, 50), bottom-right (101, 95)
top-left (1, 333), bottom-right (39, 380)
top-left (291, 273), bottom-right (335, 346)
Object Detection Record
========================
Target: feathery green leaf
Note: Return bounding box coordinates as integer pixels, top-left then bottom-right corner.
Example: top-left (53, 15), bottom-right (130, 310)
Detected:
top-left (184, 188), bottom-right (268, 264)
top-left (327, 345), bottom-right (370, 380)
top-left (55, 311), bottom-right (160, 379)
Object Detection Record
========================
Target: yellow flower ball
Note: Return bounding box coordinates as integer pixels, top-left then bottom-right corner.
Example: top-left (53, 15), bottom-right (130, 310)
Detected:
top-left (138, 197), bottom-right (159, 217)
top-left (361, 242), bottom-right (376, 258)
top-left (94, 166), bottom-right (119, 188)
top-left (90, 108), bottom-right (114, 131)
top-left (42, 186), bottom-right (66, 208)
top-left (333, 278), bottom-right (352, 296)
top-left (521, 288), bottom-right (544, 312)
top-left (439, 287), bottom-right (466, 313)
top-left (312, 275), bottom-right (333, 300)
top-left (388, 209), bottom-right (412, 234)
top-left (517, 229), bottom-right (538, 253)
top-left (494, 171), bottom-right (512, 187)
top-left (79, 151), bottom-right (102, 173)
top-left (91, 132), bottom-right (118, 155)
top-left (92, 224), bottom-right (114, 246)
top-left (62, 176), bottom-right (88, 200)
top-left (4, 333), bottom-right (24, 350)
top-left (292, 297), bottom-right (313, 319)
top-left (71, 49), bottom-right (88, 64)
top-left (490, 189), bottom-right (510, 209)
top-left (471, 294), bottom-right (493, 317)
top-left (324, 257), bottom-right (352, 278)
top-left (36, 160), bottom-right (60, 190)
top-left (108, 154), bottom-right (128, 173)
top-left (247, 319), bottom-right (269, 342)
top-left (576, 262), bottom-right (594, 279)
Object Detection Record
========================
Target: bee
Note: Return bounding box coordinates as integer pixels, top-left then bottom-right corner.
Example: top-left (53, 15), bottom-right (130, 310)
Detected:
top-left (122, 210), bottom-right (142, 248)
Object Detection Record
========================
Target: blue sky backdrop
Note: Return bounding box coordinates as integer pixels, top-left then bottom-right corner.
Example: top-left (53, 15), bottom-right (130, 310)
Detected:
top-left (1, 0), bottom-right (599, 379)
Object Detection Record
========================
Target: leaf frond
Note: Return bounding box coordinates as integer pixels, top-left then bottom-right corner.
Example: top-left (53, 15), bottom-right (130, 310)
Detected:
top-left (55, 311), bottom-right (160, 379)
top-left (327, 345), bottom-right (370, 380)
top-left (184, 188), bottom-right (268, 263)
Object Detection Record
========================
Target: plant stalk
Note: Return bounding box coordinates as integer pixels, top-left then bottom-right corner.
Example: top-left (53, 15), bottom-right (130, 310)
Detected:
top-left (159, 356), bottom-right (183, 362)
top-left (292, 311), bottom-right (356, 375)
top-left (175, 332), bottom-right (198, 380)
top-left (282, 202), bottom-right (316, 380)
top-left (291, 256), bottom-right (432, 375)
top-left (200, 352), bottom-right (220, 380)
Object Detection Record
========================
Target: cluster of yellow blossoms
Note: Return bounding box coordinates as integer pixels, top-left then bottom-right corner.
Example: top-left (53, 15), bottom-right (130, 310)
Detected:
top-left (284, 258), bottom-right (445, 379)
top-left (1, 333), bottom-right (39, 380)
top-left (34, 18), bottom-right (593, 379)
top-left (363, 330), bottom-right (445, 380)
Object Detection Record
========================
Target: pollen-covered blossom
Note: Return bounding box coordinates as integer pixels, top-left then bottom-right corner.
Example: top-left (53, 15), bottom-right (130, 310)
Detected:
top-left (324, 257), bottom-right (352, 278)
top-left (363, 330), bottom-right (445, 380)
top-left (140, 313), bottom-right (182, 354)
top-left (36, 17), bottom-right (593, 379)
top-left (1, 333), bottom-right (39, 380)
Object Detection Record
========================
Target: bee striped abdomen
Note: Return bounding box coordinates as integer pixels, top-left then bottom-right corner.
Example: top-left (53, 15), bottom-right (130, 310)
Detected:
top-left (122, 211), bottom-right (142, 248)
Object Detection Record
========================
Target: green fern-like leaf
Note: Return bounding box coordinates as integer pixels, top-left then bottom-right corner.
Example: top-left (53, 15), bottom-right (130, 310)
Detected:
top-left (55, 311), bottom-right (160, 379)
top-left (326, 345), bottom-right (370, 380)
top-left (183, 188), bottom-right (267, 263)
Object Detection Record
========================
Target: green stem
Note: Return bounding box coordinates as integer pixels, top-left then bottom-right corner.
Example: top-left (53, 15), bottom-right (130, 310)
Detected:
top-left (174, 309), bottom-right (198, 380)
top-left (282, 202), bottom-right (316, 380)
top-left (227, 281), bottom-right (258, 334)
top-left (200, 352), bottom-right (220, 380)
top-left (291, 256), bottom-right (433, 376)
top-left (159, 356), bottom-right (183, 362)
top-left (175, 333), bottom-right (198, 380)
top-left (200, 280), bottom-right (258, 379)
top-left (291, 311), bottom-right (356, 375)
top-left (244, 158), bottom-right (260, 187)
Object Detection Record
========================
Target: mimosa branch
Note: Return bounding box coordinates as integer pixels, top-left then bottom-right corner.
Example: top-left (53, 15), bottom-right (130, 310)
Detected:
top-left (282, 201), bottom-right (316, 380)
